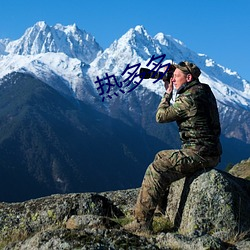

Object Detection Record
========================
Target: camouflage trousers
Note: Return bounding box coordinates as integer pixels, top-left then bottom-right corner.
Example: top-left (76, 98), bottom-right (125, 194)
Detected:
top-left (134, 149), bottom-right (220, 223)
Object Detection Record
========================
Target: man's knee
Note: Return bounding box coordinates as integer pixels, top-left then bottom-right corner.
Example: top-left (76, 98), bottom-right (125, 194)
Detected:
top-left (152, 150), bottom-right (177, 170)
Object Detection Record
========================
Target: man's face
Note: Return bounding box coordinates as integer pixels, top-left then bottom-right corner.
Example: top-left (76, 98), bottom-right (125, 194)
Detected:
top-left (172, 68), bottom-right (188, 90)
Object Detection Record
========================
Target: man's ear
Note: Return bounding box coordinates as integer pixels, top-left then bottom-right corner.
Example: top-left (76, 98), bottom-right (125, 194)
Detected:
top-left (186, 74), bottom-right (193, 82)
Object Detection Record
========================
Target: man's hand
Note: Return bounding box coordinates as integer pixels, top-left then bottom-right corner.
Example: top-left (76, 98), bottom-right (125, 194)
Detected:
top-left (163, 66), bottom-right (173, 94)
top-left (163, 78), bottom-right (173, 94)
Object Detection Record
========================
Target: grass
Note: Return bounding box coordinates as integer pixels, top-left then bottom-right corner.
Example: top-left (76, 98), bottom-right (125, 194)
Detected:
top-left (152, 216), bottom-right (174, 234)
top-left (113, 214), bottom-right (174, 235)
top-left (225, 230), bottom-right (250, 245)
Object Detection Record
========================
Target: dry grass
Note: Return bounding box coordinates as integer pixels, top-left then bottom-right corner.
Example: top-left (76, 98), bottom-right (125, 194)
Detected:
top-left (115, 214), bottom-right (174, 235)
top-left (225, 230), bottom-right (250, 245)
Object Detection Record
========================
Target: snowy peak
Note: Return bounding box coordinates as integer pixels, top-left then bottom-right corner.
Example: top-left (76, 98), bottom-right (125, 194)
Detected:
top-left (89, 25), bottom-right (250, 110)
top-left (6, 21), bottom-right (52, 55)
top-left (89, 25), bottom-right (163, 77)
top-left (0, 22), bottom-right (249, 111)
top-left (119, 25), bottom-right (160, 59)
top-left (90, 25), bottom-right (200, 78)
top-left (5, 21), bottom-right (102, 64)
top-left (154, 32), bottom-right (185, 47)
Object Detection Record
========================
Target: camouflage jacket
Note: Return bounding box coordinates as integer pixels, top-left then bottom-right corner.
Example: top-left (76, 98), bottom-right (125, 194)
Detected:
top-left (156, 80), bottom-right (222, 157)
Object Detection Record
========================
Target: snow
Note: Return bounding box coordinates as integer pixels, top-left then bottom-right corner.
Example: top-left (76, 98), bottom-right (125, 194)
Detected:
top-left (0, 21), bottom-right (249, 111)
top-left (0, 53), bottom-right (86, 96)
top-left (88, 25), bottom-right (250, 110)
top-left (205, 59), bottom-right (214, 67)
top-left (5, 21), bottom-right (102, 64)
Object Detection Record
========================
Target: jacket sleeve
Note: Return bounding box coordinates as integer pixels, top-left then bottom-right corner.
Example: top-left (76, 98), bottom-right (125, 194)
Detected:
top-left (156, 93), bottom-right (195, 123)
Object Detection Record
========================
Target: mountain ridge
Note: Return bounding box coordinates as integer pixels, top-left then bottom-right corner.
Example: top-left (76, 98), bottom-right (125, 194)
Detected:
top-left (88, 25), bottom-right (250, 110)
top-left (1, 21), bottom-right (250, 147)
top-left (4, 21), bottom-right (102, 64)
top-left (1, 22), bottom-right (249, 109)
top-left (0, 22), bottom-right (249, 201)
top-left (0, 72), bottom-right (169, 202)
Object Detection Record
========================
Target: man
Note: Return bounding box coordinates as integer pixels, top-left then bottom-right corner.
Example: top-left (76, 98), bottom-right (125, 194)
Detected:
top-left (124, 61), bottom-right (222, 233)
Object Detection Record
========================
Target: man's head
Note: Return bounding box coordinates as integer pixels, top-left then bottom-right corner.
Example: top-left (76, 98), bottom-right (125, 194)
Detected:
top-left (172, 61), bottom-right (201, 90)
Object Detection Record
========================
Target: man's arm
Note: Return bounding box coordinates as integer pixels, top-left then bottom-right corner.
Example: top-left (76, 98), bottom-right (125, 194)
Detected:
top-left (156, 77), bottom-right (177, 123)
top-left (156, 93), bottom-right (195, 123)
top-left (156, 93), bottom-right (178, 123)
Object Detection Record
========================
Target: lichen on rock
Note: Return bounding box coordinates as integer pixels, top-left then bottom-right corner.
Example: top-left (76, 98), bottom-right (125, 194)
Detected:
top-left (166, 169), bottom-right (250, 241)
top-left (1, 168), bottom-right (250, 249)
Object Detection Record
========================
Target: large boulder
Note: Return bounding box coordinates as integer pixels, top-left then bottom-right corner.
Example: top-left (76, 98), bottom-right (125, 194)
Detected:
top-left (0, 193), bottom-right (124, 248)
top-left (165, 169), bottom-right (250, 241)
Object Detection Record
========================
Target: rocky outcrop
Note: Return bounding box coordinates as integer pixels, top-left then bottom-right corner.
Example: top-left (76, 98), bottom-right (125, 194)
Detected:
top-left (1, 169), bottom-right (250, 249)
top-left (165, 169), bottom-right (250, 240)
top-left (229, 158), bottom-right (250, 180)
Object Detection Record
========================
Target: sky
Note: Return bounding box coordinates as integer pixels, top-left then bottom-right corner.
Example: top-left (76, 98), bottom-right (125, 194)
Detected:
top-left (0, 0), bottom-right (250, 81)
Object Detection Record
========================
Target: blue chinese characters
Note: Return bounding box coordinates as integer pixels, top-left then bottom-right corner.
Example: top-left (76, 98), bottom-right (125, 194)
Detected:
top-left (94, 54), bottom-right (170, 102)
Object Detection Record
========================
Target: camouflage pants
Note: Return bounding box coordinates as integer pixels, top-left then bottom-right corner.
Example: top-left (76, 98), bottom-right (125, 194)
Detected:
top-left (134, 149), bottom-right (220, 223)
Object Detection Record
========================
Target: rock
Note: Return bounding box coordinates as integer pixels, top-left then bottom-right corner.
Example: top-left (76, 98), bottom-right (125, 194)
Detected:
top-left (235, 240), bottom-right (250, 250)
top-left (156, 232), bottom-right (228, 250)
top-left (101, 188), bottom-right (140, 215)
top-left (165, 169), bottom-right (250, 241)
top-left (1, 168), bottom-right (250, 249)
top-left (0, 192), bottom-right (124, 248)
top-left (65, 214), bottom-right (120, 230)
top-left (229, 158), bottom-right (250, 180)
top-left (4, 228), bottom-right (161, 250)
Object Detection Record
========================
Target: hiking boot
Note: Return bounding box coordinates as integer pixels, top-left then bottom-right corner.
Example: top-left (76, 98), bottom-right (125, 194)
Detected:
top-left (124, 219), bottom-right (152, 234)
top-left (154, 205), bottom-right (166, 217)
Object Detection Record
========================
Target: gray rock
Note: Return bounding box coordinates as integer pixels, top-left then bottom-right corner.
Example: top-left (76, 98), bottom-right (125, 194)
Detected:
top-left (156, 232), bottom-right (227, 250)
top-left (165, 169), bottom-right (250, 241)
top-left (1, 169), bottom-right (250, 249)
top-left (235, 240), bottom-right (250, 250)
top-left (4, 228), bottom-right (161, 250)
top-left (101, 188), bottom-right (139, 215)
top-left (0, 192), bottom-right (124, 247)
top-left (65, 214), bottom-right (120, 230)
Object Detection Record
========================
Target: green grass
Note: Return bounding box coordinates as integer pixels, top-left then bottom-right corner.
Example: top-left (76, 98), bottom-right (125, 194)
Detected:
top-left (113, 214), bottom-right (174, 234)
top-left (152, 216), bottom-right (174, 234)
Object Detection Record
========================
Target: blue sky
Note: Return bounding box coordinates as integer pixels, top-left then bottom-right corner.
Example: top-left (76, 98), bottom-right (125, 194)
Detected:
top-left (1, 0), bottom-right (250, 81)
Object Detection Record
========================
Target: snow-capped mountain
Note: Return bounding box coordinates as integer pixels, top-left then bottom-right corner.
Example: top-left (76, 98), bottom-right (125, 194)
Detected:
top-left (4, 21), bottom-right (102, 64)
top-left (89, 25), bottom-right (250, 110)
top-left (87, 25), bottom-right (250, 151)
top-left (0, 52), bottom-right (97, 101)
top-left (0, 21), bottom-right (102, 101)
top-left (0, 21), bottom-right (249, 165)
top-left (1, 22), bottom-right (249, 110)
top-left (0, 39), bottom-right (9, 55)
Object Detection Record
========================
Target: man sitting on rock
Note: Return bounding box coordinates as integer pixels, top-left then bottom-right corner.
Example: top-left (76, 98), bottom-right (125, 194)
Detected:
top-left (124, 61), bottom-right (222, 233)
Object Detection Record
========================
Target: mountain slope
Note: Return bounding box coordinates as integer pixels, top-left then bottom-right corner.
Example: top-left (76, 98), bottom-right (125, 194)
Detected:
top-left (89, 25), bottom-right (250, 110)
top-left (5, 21), bottom-right (102, 64)
top-left (0, 72), bottom-right (168, 202)
top-left (88, 25), bottom-right (250, 165)
top-left (0, 52), bottom-right (97, 102)
top-left (0, 22), bottom-right (249, 201)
